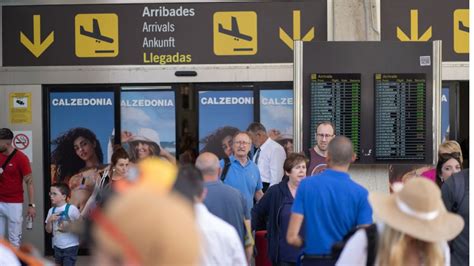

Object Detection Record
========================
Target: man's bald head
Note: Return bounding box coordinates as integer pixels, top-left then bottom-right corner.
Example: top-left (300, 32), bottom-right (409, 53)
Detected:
top-left (327, 136), bottom-right (354, 167)
top-left (195, 152), bottom-right (220, 181)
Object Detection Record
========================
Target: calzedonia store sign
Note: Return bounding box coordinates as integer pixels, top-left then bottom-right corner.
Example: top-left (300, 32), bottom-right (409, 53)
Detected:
top-left (2, 1), bottom-right (326, 66)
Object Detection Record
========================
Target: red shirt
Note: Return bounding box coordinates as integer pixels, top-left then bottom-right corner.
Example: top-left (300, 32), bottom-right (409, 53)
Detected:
top-left (0, 150), bottom-right (31, 203)
top-left (307, 148), bottom-right (328, 176)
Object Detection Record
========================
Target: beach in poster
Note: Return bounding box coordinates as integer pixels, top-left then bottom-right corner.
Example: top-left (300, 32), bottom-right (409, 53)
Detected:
top-left (260, 89), bottom-right (293, 152)
top-left (121, 90), bottom-right (177, 156)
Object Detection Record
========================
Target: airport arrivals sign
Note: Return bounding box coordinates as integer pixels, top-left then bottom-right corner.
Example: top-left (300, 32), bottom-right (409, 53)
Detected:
top-left (381, 0), bottom-right (469, 61)
top-left (2, 1), bottom-right (326, 66)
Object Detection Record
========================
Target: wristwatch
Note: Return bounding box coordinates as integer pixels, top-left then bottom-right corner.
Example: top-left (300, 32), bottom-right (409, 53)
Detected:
top-left (28, 203), bottom-right (36, 208)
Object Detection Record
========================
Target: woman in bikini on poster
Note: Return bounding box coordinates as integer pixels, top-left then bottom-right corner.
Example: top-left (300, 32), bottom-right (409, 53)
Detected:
top-left (51, 127), bottom-right (107, 215)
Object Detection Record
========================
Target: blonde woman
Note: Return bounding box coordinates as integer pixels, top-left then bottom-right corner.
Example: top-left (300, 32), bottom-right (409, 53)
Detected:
top-left (439, 140), bottom-right (463, 164)
top-left (336, 178), bottom-right (463, 266)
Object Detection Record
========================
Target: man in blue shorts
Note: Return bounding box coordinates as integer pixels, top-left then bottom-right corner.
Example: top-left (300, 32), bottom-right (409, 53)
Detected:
top-left (287, 136), bottom-right (372, 263)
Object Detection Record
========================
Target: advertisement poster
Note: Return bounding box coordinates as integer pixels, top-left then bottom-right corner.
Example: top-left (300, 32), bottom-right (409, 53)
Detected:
top-left (260, 89), bottom-right (293, 154)
top-left (49, 91), bottom-right (115, 217)
top-left (198, 90), bottom-right (254, 159)
top-left (441, 88), bottom-right (450, 142)
top-left (120, 90), bottom-right (177, 163)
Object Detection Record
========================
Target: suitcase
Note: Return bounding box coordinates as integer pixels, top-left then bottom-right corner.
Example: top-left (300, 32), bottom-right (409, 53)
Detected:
top-left (255, 230), bottom-right (272, 266)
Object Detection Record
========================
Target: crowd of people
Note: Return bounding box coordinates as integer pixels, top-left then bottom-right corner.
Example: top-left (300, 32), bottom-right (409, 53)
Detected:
top-left (0, 122), bottom-right (469, 265)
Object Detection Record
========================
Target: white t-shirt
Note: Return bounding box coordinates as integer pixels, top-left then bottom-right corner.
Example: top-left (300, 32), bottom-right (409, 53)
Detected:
top-left (254, 137), bottom-right (286, 186)
top-left (336, 223), bottom-right (451, 266)
top-left (0, 244), bottom-right (20, 266)
top-left (195, 203), bottom-right (247, 266)
top-left (45, 203), bottom-right (80, 249)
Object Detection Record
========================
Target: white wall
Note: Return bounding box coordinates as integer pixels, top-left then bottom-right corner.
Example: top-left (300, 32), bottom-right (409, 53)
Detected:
top-left (332, 0), bottom-right (380, 41)
top-left (0, 85), bottom-right (45, 254)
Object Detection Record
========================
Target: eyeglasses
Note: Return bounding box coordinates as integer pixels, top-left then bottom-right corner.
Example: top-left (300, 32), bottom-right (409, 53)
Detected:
top-left (439, 152), bottom-right (461, 160)
top-left (234, 141), bottom-right (251, 146)
top-left (316, 133), bottom-right (334, 139)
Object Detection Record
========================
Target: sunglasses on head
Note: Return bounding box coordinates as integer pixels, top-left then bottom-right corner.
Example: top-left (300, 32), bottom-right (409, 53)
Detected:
top-left (439, 152), bottom-right (461, 160)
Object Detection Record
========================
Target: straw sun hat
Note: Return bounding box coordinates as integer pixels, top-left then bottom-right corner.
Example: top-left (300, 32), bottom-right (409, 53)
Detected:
top-left (93, 186), bottom-right (200, 265)
top-left (369, 178), bottom-right (464, 242)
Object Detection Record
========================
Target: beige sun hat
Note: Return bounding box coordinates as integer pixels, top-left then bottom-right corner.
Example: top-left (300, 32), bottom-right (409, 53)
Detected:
top-left (129, 127), bottom-right (161, 145)
top-left (369, 178), bottom-right (464, 242)
top-left (93, 186), bottom-right (200, 265)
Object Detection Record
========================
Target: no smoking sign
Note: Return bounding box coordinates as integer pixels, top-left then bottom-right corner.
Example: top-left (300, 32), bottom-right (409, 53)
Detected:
top-left (13, 133), bottom-right (29, 150)
top-left (11, 131), bottom-right (32, 162)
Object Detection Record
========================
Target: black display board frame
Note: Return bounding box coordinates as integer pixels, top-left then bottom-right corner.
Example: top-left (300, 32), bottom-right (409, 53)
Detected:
top-left (302, 41), bottom-right (434, 164)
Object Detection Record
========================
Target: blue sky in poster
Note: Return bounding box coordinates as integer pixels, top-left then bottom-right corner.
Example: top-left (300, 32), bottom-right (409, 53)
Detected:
top-left (50, 91), bottom-right (115, 164)
top-left (121, 91), bottom-right (176, 152)
top-left (260, 89), bottom-right (293, 137)
top-left (198, 90), bottom-right (254, 150)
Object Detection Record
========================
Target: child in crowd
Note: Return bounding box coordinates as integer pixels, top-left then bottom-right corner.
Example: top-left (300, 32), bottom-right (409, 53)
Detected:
top-left (45, 183), bottom-right (80, 266)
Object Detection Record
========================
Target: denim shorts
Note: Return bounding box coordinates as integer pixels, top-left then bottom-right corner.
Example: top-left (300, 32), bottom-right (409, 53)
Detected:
top-left (54, 245), bottom-right (79, 266)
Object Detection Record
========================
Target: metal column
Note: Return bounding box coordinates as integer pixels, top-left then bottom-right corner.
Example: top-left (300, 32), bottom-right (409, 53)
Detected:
top-left (432, 40), bottom-right (442, 163)
top-left (293, 40), bottom-right (303, 152)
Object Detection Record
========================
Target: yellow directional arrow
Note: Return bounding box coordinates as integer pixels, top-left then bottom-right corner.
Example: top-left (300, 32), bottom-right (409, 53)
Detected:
top-left (20, 15), bottom-right (54, 58)
top-left (397, 9), bottom-right (432, 42)
top-left (279, 10), bottom-right (315, 50)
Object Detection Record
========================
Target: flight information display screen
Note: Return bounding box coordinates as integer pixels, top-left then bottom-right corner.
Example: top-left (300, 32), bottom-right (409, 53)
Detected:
top-left (374, 73), bottom-right (426, 160)
top-left (310, 73), bottom-right (361, 157)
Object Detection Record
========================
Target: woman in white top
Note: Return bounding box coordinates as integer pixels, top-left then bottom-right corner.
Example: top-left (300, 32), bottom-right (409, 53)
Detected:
top-left (337, 178), bottom-right (464, 266)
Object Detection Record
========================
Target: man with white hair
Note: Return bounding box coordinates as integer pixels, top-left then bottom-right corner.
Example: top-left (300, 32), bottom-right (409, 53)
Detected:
top-left (219, 132), bottom-right (264, 211)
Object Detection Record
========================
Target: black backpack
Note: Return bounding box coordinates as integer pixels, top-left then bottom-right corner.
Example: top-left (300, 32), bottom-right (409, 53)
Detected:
top-left (220, 157), bottom-right (232, 181)
top-left (331, 224), bottom-right (378, 266)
